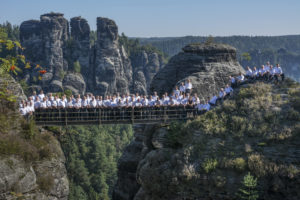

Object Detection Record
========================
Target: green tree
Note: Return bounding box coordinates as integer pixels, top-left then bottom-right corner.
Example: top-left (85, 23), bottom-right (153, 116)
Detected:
top-left (236, 172), bottom-right (259, 200)
top-left (205, 35), bottom-right (214, 45)
top-left (241, 52), bottom-right (252, 61)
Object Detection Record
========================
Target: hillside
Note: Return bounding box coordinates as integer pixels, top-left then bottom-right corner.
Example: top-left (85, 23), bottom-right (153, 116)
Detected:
top-left (139, 35), bottom-right (300, 82)
top-left (114, 78), bottom-right (300, 200)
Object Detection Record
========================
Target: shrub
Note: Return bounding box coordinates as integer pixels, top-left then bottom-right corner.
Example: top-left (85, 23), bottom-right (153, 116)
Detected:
top-left (166, 121), bottom-right (186, 148)
top-left (233, 157), bottom-right (247, 172)
top-left (73, 61), bottom-right (81, 73)
top-left (37, 174), bottom-right (54, 193)
top-left (202, 158), bottom-right (218, 173)
top-left (21, 118), bottom-right (37, 139)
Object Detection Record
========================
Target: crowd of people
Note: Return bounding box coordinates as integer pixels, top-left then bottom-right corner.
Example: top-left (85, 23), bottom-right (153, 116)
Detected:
top-left (19, 62), bottom-right (284, 119)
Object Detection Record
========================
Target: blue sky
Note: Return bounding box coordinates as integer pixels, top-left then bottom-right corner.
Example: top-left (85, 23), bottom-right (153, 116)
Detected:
top-left (1, 0), bottom-right (299, 37)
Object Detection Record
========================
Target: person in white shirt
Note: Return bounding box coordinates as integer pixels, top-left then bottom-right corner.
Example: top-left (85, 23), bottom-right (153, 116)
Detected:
top-left (46, 98), bottom-right (52, 108)
top-left (141, 95), bottom-right (149, 106)
top-left (192, 93), bottom-right (200, 104)
top-left (30, 91), bottom-right (37, 102)
top-left (81, 96), bottom-right (89, 108)
top-left (219, 88), bottom-right (226, 100)
top-left (34, 97), bottom-right (41, 109)
top-left (274, 63), bottom-right (284, 81)
top-left (173, 86), bottom-right (180, 97)
top-left (48, 93), bottom-right (54, 101)
top-left (225, 84), bottom-right (233, 97)
top-left (40, 97), bottom-right (47, 109)
top-left (38, 90), bottom-right (45, 100)
top-left (197, 101), bottom-right (205, 114)
top-left (237, 73), bottom-right (245, 84)
top-left (19, 103), bottom-right (27, 116)
top-left (67, 97), bottom-right (74, 108)
top-left (245, 66), bottom-right (253, 79)
top-left (203, 101), bottom-right (211, 111)
top-left (229, 76), bottom-right (237, 88)
top-left (89, 96), bottom-right (97, 108)
top-left (96, 96), bottom-right (103, 107)
top-left (264, 61), bottom-right (271, 72)
top-left (209, 95), bottom-right (218, 106)
top-left (179, 82), bottom-right (186, 94)
top-left (259, 65), bottom-right (267, 79)
top-left (185, 79), bottom-right (193, 94)
top-left (252, 66), bottom-right (259, 79)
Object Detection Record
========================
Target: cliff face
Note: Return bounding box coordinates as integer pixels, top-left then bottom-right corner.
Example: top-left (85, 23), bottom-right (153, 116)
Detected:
top-left (114, 80), bottom-right (300, 200)
top-left (131, 51), bottom-right (163, 94)
top-left (0, 75), bottom-right (69, 200)
top-left (93, 17), bottom-right (132, 95)
top-left (151, 43), bottom-right (244, 97)
top-left (20, 13), bottom-right (163, 96)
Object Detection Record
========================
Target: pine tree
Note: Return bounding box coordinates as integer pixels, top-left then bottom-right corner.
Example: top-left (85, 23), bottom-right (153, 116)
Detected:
top-left (236, 172), bottom-right (259, 200)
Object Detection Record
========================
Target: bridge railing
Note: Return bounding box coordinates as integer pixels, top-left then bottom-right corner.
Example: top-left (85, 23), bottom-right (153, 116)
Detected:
top-left (33, 106), bottom-right (199, 126)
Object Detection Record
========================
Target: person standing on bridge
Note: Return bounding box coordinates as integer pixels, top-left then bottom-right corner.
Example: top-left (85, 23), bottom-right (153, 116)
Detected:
top-left (185, 79), bottom-right (193, 94)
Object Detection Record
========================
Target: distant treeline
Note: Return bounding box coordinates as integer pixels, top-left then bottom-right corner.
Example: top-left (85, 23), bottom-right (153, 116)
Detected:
top-left (138, 35), bottom-right (300, 57)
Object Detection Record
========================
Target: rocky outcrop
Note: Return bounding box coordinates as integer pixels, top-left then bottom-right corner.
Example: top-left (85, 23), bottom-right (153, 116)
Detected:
top-left (62, 72), bottom-right (86, 95)
top-left (115, 81), bottom-right (300, 200)
top-left (20, 13), bottom-right (168, 96)
top-left (0, 75), bottom-right (26, 102)
top-left (69, 17), bottom-right (91, 89)
top-left (150, 43), bottom-right (244, 98)
top-left (93, 17), bottom-right (132, 95)
top-left (113, 125), bottom-right (154, 200)
top-left (0, 140), bottom-right (69, 200)
top-left (131, 51), bottom-right (163, 94)
top-left (0, 76), bottom-right (69, 200)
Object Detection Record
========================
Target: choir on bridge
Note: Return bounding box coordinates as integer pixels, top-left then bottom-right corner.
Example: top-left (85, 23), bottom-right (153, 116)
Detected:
top-left (19, 62), bottom-right (284, 117)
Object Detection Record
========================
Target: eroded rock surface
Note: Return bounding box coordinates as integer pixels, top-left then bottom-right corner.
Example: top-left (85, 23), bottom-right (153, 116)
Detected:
top-left (150, 43), bottom-right (244, 98)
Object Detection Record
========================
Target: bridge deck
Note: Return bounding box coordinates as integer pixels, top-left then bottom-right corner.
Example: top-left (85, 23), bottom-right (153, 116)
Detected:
top-left (33, 106), bottom-right (199, 126)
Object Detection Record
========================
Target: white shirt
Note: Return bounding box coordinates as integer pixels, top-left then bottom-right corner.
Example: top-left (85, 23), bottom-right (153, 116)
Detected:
top-left (225, 86), bottom-right (233, 94)
top-left (209, 96), bottom-right (218, 105)
top-left (46, 100), bottom-right (52, 108)
top-left (179, 85), bottom-right (185, 93)
top-left (219, 91), bottom-right (225, 98)
top-left (185, 82), bottom-right (192, 90)
top-left (90, 100), bottom-right (97, 108)
top-left (174, 89), bottom-right (180, 96)
top-left (40, 101), bottom-right (47, 108)
top-left (203, 103), bottom-right (211, 111)
top-left (67, 101), bottom-right (73, 108)
top-left (20, 107), bottom-right (27, 115)
top-left (276, 67), bottom-right (283, 74)
top-left (59, 100), bottom-right (66, 108)
top-left (38, 94), bottom-right (45, 100)
top-left (237, 75), bottom-right (244, 81)
top-left (231, 77), bottom-right (236, 84)
top-left (264, 65), bottom-right (270, 72)
top-left (34, 101), bottom-right (41, 109)
top-left (97, 100), bottom-right (103, 107)
top-left (246, 69), bottom-right (253, 76)
top-left (197, 103), bottom-right (204, 110)
top-left (82, 99), bottom-right (89, 107)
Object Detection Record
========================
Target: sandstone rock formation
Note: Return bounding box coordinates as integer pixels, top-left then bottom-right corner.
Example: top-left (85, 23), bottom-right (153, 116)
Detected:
top-left (69, 17), bottom-right (91, 90)
top-left (20, 13), bottom-right (86, 95)
top-left (150, 43), bottom-right (244, 98)
top-left (131, 51), bottom-right (163, 94)
top-left (93, 17), bottom-right (132, 95)
top-left (0, 76), bottom-right (69, 200)
top-left (114, 81), bottom-right (300, 200)
top-left (113, 125), bottom-right (155, 200)
top-left (20, 13), bottom-right (166, 96)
